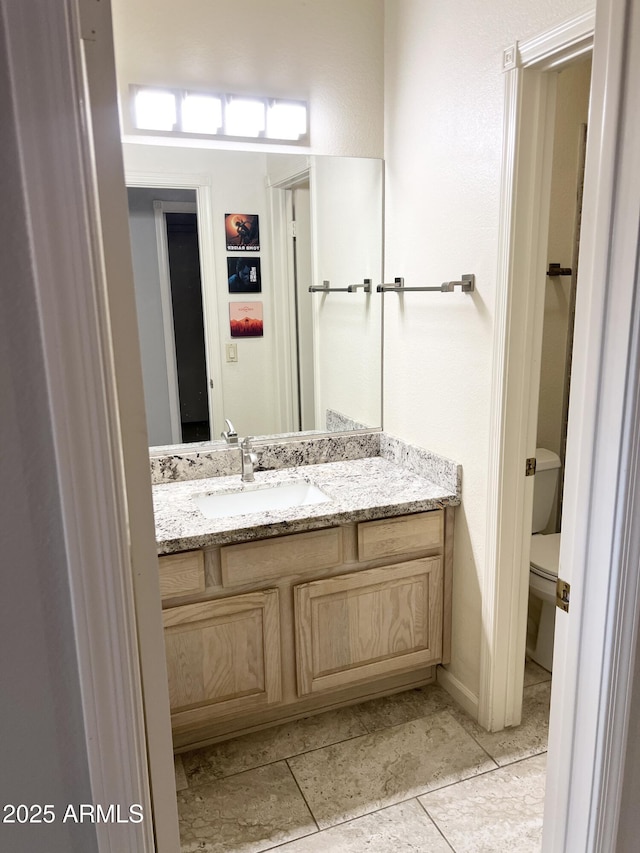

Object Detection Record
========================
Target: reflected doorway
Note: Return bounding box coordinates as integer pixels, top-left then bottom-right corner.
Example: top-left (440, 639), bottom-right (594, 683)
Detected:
top-left (127, 188), bottom-right (211, 445)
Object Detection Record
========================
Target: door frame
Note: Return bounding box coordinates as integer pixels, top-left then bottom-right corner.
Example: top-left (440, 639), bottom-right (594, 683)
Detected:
top-left (5, 0), bottom-right (180, 849)
top-left (267, 164), bottom-right (313, 432)
top-left (484, 2), bottom-right (640, 849)
top-left (127, 172), bottom-right (225, 443)
top-left (154, 200), bottom-right (198, 443)
top-left (481, 6), bottom-right (596, 734)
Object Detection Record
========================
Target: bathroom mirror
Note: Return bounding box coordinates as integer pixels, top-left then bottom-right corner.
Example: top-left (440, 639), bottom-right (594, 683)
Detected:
top-left (125, 145), bottom-right (383, 448)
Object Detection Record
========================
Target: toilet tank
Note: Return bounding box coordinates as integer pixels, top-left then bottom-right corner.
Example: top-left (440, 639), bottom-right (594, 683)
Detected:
top-left (532, 448), bottom-right (561, 533)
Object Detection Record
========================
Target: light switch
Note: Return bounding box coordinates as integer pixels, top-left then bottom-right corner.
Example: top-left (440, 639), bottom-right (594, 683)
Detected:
top-left (225, 343), bottom-right (238, 363)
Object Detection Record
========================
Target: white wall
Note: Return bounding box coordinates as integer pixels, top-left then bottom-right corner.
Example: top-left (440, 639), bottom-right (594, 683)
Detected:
top-left (383, 0), bottom-right (591, 701)
top-left (311, 157), bottom-right (383, 428)
top-left (111, 0), bottom-right (384, 158)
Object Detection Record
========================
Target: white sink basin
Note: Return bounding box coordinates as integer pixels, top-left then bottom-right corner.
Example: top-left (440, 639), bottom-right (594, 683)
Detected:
top-left (192, 480), bottom-right (331, 520)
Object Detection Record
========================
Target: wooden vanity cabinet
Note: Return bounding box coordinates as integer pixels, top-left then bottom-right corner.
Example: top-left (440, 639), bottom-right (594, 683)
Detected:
top-left (294, 557), bottom-right (443, 696)
top-left (159, 507), bottom-right (453, 748)
top-left (162, 589), bottom-right (281, 732)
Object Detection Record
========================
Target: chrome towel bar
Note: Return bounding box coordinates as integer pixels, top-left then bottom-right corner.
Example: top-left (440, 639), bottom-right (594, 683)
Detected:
top-left (309, 279), bottom-right (373, 293)
top-left (377, 274), bottom-right (475, 293)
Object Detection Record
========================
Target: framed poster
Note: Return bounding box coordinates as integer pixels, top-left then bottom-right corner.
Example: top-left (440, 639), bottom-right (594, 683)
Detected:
top-left (225, 213), bottom-right (260, 251)
top-left (227, 257), bottom-right (261, 293)
top-left (229, 301), bottom-right (263, 338)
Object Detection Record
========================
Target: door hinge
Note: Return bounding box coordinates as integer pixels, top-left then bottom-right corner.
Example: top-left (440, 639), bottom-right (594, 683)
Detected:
top-left (556, 579), bottom-right (570, 613)
top-left (209, 378), bottom-right (214, 389)
top-left (525, 457), bottom-right (537, 476)
top-left (289, 220), bottom-right (297, 238)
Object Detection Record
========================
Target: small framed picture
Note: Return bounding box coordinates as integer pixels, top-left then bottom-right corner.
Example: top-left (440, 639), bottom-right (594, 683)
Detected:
top-left (227, 257), bottom-right (261, 293)
top-left (229, 301), bottom-right (263, 338)
top-left (225, 213), bottom-right (260, 251)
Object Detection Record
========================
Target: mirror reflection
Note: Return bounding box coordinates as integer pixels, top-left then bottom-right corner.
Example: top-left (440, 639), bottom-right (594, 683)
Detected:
top-left (125, 148), bottom-right (383, 448)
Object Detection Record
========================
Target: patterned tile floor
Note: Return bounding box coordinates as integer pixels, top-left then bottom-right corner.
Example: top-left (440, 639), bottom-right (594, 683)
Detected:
top-left (174, 660), bottom-right (551, 852)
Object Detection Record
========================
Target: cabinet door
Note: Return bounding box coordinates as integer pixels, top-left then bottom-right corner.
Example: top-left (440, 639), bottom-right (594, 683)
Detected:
top-left (295, 558), bottom-right (442, 696)
top-left (163, 589), bottom-right (281, 729)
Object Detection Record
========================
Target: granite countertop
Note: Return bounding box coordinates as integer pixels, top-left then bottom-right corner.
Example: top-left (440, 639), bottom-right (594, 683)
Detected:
top-left (153, 456), bottom-right (460, 555)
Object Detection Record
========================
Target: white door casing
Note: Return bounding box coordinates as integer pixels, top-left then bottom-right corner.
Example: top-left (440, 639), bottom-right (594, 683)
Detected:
top-left (127, 172), bottom-right (225, 442)
top-left (153, 200), bottom-right (198, 443)
top-left (481, 10), bottom-right (595, 733)
top-left (486, 2), bottom-right (640, 850)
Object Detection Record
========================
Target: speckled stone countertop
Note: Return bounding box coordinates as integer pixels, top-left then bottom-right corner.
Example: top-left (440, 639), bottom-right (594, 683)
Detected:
top-left (154, 456), bottom-right (460, 555)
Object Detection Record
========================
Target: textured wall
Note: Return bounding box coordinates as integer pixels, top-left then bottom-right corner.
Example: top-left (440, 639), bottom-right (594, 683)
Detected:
top-left (383, 0), bottom-right (591, 699)
top-left (111, 0), bottom-right (384, 157)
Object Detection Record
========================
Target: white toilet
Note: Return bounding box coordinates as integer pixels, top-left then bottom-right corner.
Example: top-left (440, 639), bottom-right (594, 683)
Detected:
top-left (527, 447), bottom-right (562, 672)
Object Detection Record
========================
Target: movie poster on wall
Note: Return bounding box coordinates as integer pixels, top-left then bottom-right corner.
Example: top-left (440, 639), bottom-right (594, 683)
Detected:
top-left (227, 257), bottom-right (261, 293)
top-left (225, 213), bottom-right (260, 251)
top-left (229, 302), bottom-right (263, 338)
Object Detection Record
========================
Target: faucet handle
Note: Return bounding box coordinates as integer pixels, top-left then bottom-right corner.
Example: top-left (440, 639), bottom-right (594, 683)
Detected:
top-left (222, 419), bottom-right (238, 444)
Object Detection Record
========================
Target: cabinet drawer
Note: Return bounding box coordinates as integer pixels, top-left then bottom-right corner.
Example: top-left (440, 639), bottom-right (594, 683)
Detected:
top-left (158, 550), bottom-right (205, 600)
top-left (220, 527), bottom-right (343, 587)
top-left (294, 557), bottom-right (443, 696)
top-left (357, 511), bottom-right (444, 561)
top-left (163, 589), bottom-right (282, 728)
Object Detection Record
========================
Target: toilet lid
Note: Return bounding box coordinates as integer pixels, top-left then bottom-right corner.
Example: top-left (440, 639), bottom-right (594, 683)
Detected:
top-left (530, 533), bottom-right (561, 580)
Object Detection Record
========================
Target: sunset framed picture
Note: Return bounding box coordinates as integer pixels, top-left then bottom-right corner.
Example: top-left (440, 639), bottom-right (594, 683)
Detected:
top-left (229, 301), bottom-right (264, 338)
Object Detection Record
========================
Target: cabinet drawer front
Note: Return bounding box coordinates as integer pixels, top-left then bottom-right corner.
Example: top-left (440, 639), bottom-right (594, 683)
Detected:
top-left (163, 589), bottom-right (281, 727)
top-left (158, 550), bottom-right (205, 600)
top-left (294, 557), bottom-right (443, 696)
top-left (357, 511), bottom-right (444, 561)
top-left (220, 527), bottom-right (343, 587)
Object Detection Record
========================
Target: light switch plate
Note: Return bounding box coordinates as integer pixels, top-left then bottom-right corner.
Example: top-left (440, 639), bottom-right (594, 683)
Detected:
top-left (225, 343), bottom-right (238, 363)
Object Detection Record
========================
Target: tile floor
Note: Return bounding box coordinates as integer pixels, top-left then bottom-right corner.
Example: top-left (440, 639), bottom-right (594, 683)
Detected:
top-left (174, 660), bottom-right (551, 852)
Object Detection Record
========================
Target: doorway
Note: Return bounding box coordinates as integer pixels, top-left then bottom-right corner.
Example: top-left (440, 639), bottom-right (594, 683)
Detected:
top-left (480, 13), bottom-right (595, 738)
top-left (127, 189), bottom-right (211, 445)
top-left (125, 176), bottom-right (225, 445)
top-left (163, 207), bottom-right (210, 442)
top-left (525, 58), bottom-right (591, 676)
top-left (268, 167), bottom-right (316, 433)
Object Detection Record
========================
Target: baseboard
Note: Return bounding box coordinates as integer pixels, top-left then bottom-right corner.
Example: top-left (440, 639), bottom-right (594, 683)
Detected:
top-left (437, 665), bottom-right (479, 720)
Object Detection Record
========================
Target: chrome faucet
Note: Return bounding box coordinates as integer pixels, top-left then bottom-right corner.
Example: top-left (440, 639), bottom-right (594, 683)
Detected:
top-left (240, 437), bottom-right (258, 482)
top-left (221, 418), bottom-right (238, 445)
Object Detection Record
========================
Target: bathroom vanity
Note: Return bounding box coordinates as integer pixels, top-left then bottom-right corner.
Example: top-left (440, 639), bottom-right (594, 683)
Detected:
top-left (152, 436), bottom-right (460, 750)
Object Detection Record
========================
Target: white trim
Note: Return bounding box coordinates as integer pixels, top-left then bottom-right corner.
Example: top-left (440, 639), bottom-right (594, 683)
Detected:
top-left (267, 185), bottom-right (298, 432)
top-left (126, 171), bottom-right (225, 440)
top-left (153, 201), bottom-right (182, 442)
top-left (517, 9), bottom-right (596, 69)
top-left (195, 183), bottom-right (224, 439)
top-left (436, 667), bottom-right (479, 720)
top-left (308, 159), bottom-right (323, 428)
top-left (481, 11), bottom-right (594, 733)
top-left (266, 161), bottom-right (313, 433)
